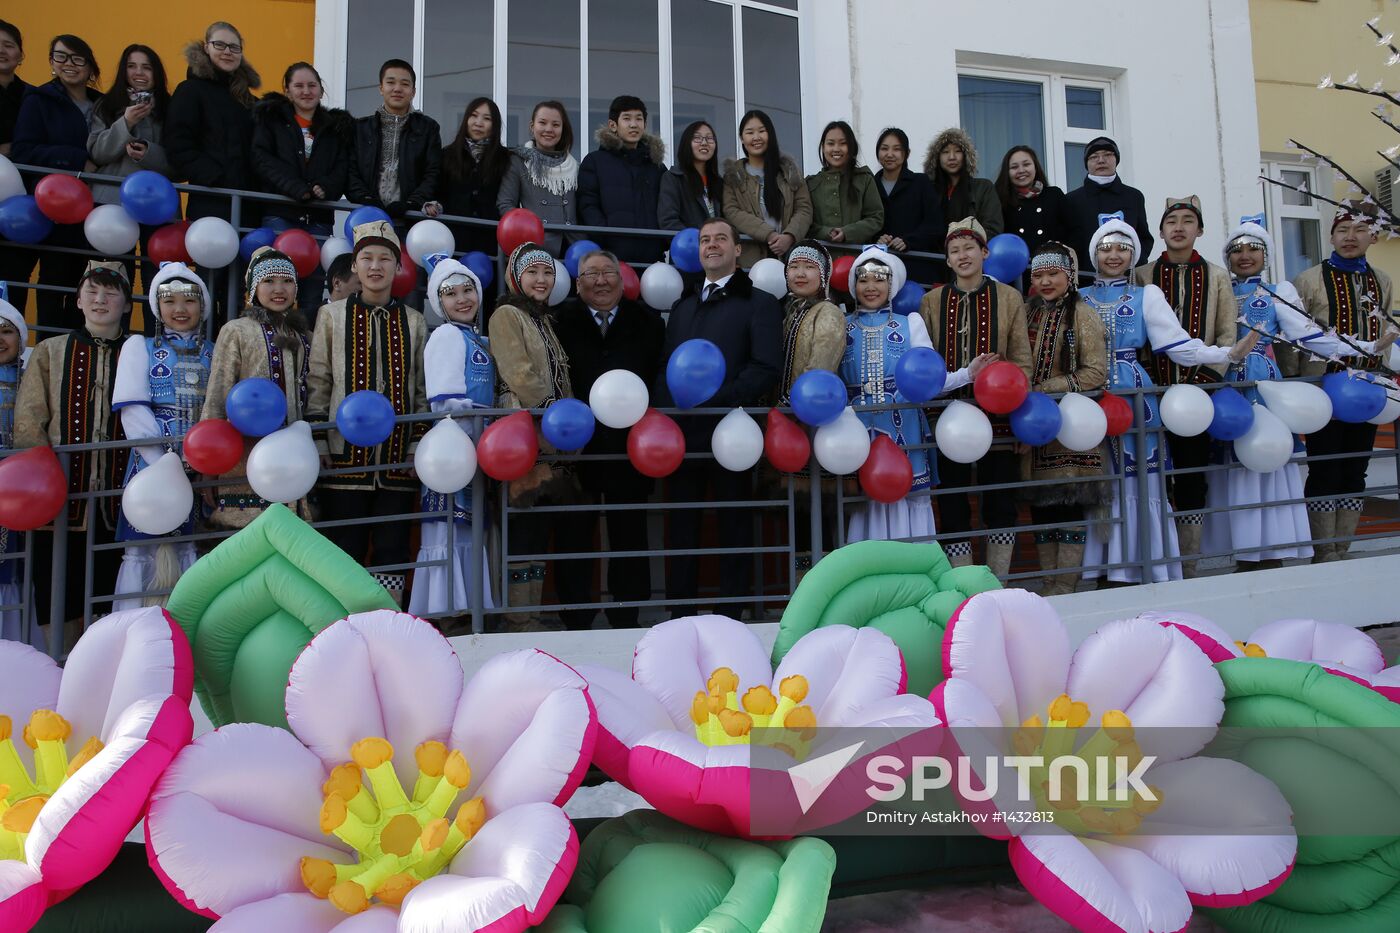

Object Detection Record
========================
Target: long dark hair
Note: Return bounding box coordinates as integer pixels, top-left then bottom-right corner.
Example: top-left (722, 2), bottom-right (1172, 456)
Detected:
top-left (444, 96), bottom-right (509, 187)
top-left (739, 109), bottom-right (784, 221)
top-left (93, 44), bottom-right (168, 127)
top-left (677, 120), bottom-right (722, 206)
top-left (530, 99), bottom-right (574, 155)
top-left (50, 34), bottom-right (100, 86)
top-left (876, 127), bottom-right (910, 174)
top-left (993, 145), bottom-right (1049, 218)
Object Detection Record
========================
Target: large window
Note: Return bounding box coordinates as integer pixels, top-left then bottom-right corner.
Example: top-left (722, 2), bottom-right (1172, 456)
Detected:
top-left (345, 0), bottom-right (414, 118)
top-left (672, 0), bottom-right (738, 163)
top-left (506, 0), bottom-right (582, 155)
top-left (589, 0), bottom-right (661, 140)
top-left (1261, 160), bottom-right (1326, 282)
top-left (424, 0), bottom-right (494, 146)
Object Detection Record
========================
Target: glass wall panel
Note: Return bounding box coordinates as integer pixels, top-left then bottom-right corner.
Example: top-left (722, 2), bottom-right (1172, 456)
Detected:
top-left (424, 0), bottom-right (495, 145)
top-left (347, 0), bottom-right (414, 117)
top-left (742, 7), bottom-right (803, 171)
top-left (507, 0), bottom-right (582, 156)
top-left (588, 0), bottom-right (661, 145)
top-left (958, 75), bottom-right (1045, 181)
top-left (671, 0), bottom-right (736, 163)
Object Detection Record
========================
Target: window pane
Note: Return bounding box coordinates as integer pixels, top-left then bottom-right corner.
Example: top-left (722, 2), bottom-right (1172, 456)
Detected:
top-left (1282, 217), bottom-right (1322, 280)
top-left (958, 75), bottom-right (1044, 181)
top-left (1065, 86), bottom-right (1105, 130)
top-left (507, 0), bottom-right (582, 157)
top-left (424, 0), bottom-right (494, 146)
top-left (743, 7), bottom-right (803, 171)
top-left (753, 0), bottom-right (798, 9)
top-left (1281, 169), bottom-right (1313, 207)
top-left (672, 0), bottom-right (736, 164)
top-left (1064, 142), bottom-right (1087, 190)
top-left (588, 0), bottom-right (660, 140)
top-left (347, 0), bottom-right (414, 118)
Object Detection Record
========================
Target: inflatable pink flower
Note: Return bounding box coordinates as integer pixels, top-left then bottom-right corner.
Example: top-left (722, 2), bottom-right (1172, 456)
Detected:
top-left (581, 614), bottom-right (941, 838)
top-left (935, 591), bottom-right (1296, 933)
top-left (145, 610), bottom-right (596, 932)
top-left (1, 607), bottom-right (194, 933)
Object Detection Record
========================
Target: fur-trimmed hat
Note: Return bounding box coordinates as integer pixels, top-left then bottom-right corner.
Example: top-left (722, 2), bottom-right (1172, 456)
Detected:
top-left (1088, 212), bottom-right (1142, 272)
top-left (424, 252), bottom-right (484, 322)
top-left (1331, 198), bottom-right (1381, 233)
top-left (148, 261), bottom-right (213, 321)
top-left (1222, 213), bottom-right (1274, 268)
top-left (848, 244), bottom-right (907, 299)
top-left (786, 240), bottom-right (833, 298)
top-left (1160, 195), bottom-right (1204, 230)
top-left (0, 297), bottom-right (27, 350)
top-left (945, 216), bottom-right (988, 249)
top-left (244, 247), bottom-right (298, 299)
top-left (352, 220), bottom-right (402, 261)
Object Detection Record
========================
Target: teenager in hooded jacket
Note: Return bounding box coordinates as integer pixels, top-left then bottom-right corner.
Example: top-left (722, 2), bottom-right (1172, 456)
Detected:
top-left (924, 127), bottom-right (1002, 238)
top-left (578, 94), bottom-right (667, 263)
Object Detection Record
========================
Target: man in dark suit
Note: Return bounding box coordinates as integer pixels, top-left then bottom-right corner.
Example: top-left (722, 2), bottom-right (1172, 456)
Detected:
top-left (654, 217), bottom-right (783, 615)
top-left (554, 249), bottom-right (665, 629)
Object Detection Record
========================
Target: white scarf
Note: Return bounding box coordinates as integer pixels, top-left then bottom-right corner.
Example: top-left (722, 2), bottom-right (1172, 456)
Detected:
top-left (519, 141), bottom-right (579, 197)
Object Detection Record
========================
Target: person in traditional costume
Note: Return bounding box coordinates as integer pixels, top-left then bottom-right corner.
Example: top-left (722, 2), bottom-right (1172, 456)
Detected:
top-left (1292, 200), bottom-right (1397, 561)
top-left (1205, 215), bottom-right (1396, 569)
top-left (487, 241), bottom-right (574, 632)
top-left (917, 217), bottom-right (1030, 574)
top-left (307, 221), bottom-right (429, 607)
top-left (14, 261), bottom-right (131, 628)
top-left (0, 296), bottom-right (39, 645)
top-left (408, 253), bottom-right (495, 623)
top-left (202, 247), bottom-right (313, 528)
top-left (780, 240), bottom-right (845, 403)
top-left (1080, 215), bottom-right (1258, 585)
top-left (1134, 196), bottom-right (1238, 576)
top-left (1018, 242), bottom-right (1107, 595)
top-left (111, 262), bottom-right (212, 609)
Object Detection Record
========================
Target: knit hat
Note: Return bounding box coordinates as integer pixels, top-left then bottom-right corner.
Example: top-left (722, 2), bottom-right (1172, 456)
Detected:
top-left (505, 242), bottom-right (556, 296)
top-left (1160, 195), bottom-right (1204, 230)
top-left (848, 244), bottom-right (907, 299)
top-left (786, 240), bottom-right (832, 297)
top-left (352, 220), bottom-right (402, 261)
top-left (945, 216), bottom-right (988, 249)
top-left (148, 261), bottom-right (213, 321)
top-left (425, 252), bottom-right (484, 322)
top-left (0, 298), bottom-right (27, 350)
top-left (78, 260), bottom-right (131, 298)
top-left (1223, 213), bottom-right (1274, 268)
top-left (1088, 212), bottom-right (1142, 272)
top-left (1331, 198), bottom-right (1381, 233)
top-left (1083, 136), bottom-right (1120, 167)
top-left (244, 247), bottom-right (298, 299)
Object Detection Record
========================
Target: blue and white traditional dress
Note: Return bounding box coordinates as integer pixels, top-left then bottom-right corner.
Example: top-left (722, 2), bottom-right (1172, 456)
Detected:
top-left (0, 296), bottom-right (40, 646)
top-left (409, 257), bottom-right (496, 616)
top-left (839, 247), bottom-right (938, 543)
top-left (1080, 217), bottom-right (1237, 583)
top-left (111, 264), bottom-right (213, 610)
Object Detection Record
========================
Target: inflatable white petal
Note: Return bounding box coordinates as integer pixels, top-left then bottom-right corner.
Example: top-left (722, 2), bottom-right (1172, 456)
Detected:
top-left (1247, 618), bottom-right (1385, 675)
top-left (1373, 666), bottom-right (1400, 688)
top-left (772, 626), bottom-right (905, 726)
top-left (942, 590), bottom-right (1073, 728)
top-left (1130, 609), bottom-right (1244, 663)
top-left (631, 614), bottom-right (773, 731)
top-left (286, 611), bottom-right (464, 788)
top-left (633, 729), bottom-right (750, 770)
top-left (1115, 757), bottom-right (1296, 906)
top-left (832, 692), bottom-right (942, 731)
top-left (0, 639), bottom-right (62, 734)
top-left (206, 892), bottom-right (348, 933)
top-left (147, 724), bottom-right (345, 917)
top-left (449, 649), bottom-right (594, 812)
top-left (576, 664), bottom-right (674, 784)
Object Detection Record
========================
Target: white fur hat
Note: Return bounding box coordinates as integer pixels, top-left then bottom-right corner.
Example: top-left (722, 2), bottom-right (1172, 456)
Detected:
top-left (1222, 213), bottom-right (1275, 269)
top-left (848, 244), bottom-right (907, 300)
top-left (148, 262), bottom-right (213, 321)
top-left (0, 298), bottom-right (27, 349)
top-left (1087, 212), bottom-right (1142, 272)
top-left (425, 253), bottom-right (484, 322)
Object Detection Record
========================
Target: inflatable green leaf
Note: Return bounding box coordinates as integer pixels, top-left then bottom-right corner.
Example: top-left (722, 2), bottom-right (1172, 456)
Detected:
top-left (164, 504), bottom-right (397, 729)
top-left (537, 810), bottom-right (836, 933)
top-left (773, 540), bottom-right (1000, 697)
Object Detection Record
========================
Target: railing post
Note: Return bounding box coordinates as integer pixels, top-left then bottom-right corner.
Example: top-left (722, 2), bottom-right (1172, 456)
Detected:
top-left (227, 194), bottom-right (242, 322)
top-left (470, 412), bottom-right (486, 635)
top-left (1133, 389), bottom-right (1154, 584)
top-left (47, 457), bottom-right (70, 659)
top-left (809, 449), bottom-right (824, 566)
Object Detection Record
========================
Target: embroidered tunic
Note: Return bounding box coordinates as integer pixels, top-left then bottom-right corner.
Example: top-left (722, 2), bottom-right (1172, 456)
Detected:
top-left (780, 297), bottom-right (845, 404)
top-left (838, 308), bottom-right (935, 491)
top-left (1, 358), bottom-right (21, 586)
top-left (1292, 260), bottom-right (1394, 377)
top-left (1137, 255), bottom-right (1236, 385)
top-left (422, 322), bottom-right (496, 521)
top-left (1023, 296), bottom-right (1107, 499)
top-left (1228, 277), bottom-right (1374, 397)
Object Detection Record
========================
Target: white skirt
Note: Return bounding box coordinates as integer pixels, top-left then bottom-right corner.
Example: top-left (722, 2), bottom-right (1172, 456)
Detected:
top-left (0, 583), bottom-right (44, 649)
top-left (408, 521), bottom-right (494, 616)
top-left (847, 492), bottom-right (937, 545)
top-left (113, 542), bottom-right (198, 612)
top-left (1203, 462), bottom-right (1313, 562)
top-left (1083, 475), bottom-right (1183, 584)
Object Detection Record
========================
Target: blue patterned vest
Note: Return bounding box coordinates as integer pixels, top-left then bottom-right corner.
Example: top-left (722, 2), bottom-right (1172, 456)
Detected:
top-left (1081, 280), bottom-right (1165, 476)
top-left (839, 308), bottom-right (934, 491)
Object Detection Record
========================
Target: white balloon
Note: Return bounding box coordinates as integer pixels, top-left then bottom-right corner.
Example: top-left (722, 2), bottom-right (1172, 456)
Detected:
top-left (405, 219), bottom-right (455, 265)
top-left (1056, 392), bottom-right (1108, 452)
top-left (589, 369), bottom-right (649, 429)
top-left (1233, 404), bottom-right (1294, 473)
top-left (321, 235), bottom-right (352, 272)
top-left (548, 259), bottom-right (571, 307)
top-left (1255, 379), bottom-right (1333, 434)
top-left (641, 262), bottom-right (684, 311)
top-left (749, 257), bottom-right (788, 300)
top-left (1388, 341), bottom-right (1400, 374)
top-left (415, 416), bottom-right (478, 493)
top-left (710, 408), bottom-right (764, 471)
top-left (184, 216), bottom-right (240, 268)
top-left (121, 452), bottom-right (194, 536)
top-left (83, 203), bottom-right (140, 255)
top-left (934, 400), bottom-right (993, 464)
top-left (1369, 374), bottom-right (1400, 425)
top-left (1159, 384), bottom-right (1213, 437)
top-left (246, 421), bottom-right (320, 503)
top-left (0, 154), bottom-right (23, 202)
top-left (814, 407), bottom-right (872, 474)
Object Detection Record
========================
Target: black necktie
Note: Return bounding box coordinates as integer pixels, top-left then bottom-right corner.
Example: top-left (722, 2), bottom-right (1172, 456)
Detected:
top-left (596, 310), bottom-right (610, 337)
top-left (704, 283), bottom-right (719, 302)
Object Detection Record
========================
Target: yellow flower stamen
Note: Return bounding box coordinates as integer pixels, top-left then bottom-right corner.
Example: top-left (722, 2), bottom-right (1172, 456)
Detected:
top-left (352, 738), bottom-right (411, 813)
top-left (718, 709), bottom-right (753, 739)
top-left (412, 741), bottom-right (448, 803)
top-left (325, 762), bottom-right (379, 824)
top-left (65, 737), bottom-right (104, 778)
top-left (1, 795), bottom-right (47, 834)
top-left (0, 709), bottom-right (103, 860)
top-left (742, 686), bottom-right (778, 716)
top-left (300, 857), bottom-right (340, 899)
top-left (376, 872), bottom-right (419, 907)
top-left (1235, 640), bottom-right (1267, 658)
top-left (329, 880), bottom-right (370, 915)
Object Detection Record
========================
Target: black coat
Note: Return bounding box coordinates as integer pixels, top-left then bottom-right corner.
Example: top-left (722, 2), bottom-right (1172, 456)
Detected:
top-left (165, 45), bottom-right (260, 222)
top-left (251, 94), bottom-right (353, 226)
top-left (578, 128), bottom-right (667, 262)
top-left (439, 145), bottom-right (504, 254)
top-left (1065, 176), bottom-right (1155, 277)
top-left (347, 110), bottom-right (442, 215)
top-left (555, 296), bottom-right (666, 493)
top-left (877, 169), bottom-right (943, 254)
top-left (1004, 185), bottom-right (1075, 259)
top-left (0, 75), bottom-right (30, 149)
top-left (657, 165), bottom-right (722, 231)
top-left (11, 80), bottom-right (101, 170)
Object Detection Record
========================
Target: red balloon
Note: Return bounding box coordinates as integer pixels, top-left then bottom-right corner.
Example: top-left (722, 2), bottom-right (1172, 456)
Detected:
top-left (764, 408), bottom-right (810, 473)
top-left (477, 410), bottom-right (538, 481)
top-left (831, 255), bottom-right (855, 294)
top-left (183, 419), bottom-right (246, 476)
top-left (627, 408), bottom-right (685, 478)
top-left (496, 208), bottom-right (546, 255)
top-left (858, 434), bottom-right (914, 504)
top-left (973, 361), bottom-right (1029, 415)
top-left (1100, 393), bottom-right (1133, 437)
top-left (619, 262), bottom-right (641, 300)
top-left (148, 221), bottom-right (192, 265)
top-left (273, 229), bottom-right (319, 278)
top-left (34, 174), bottom-right (93, 225)
top-left (0, 446), bottom-right (68, 531)
top-left (391, 252), bottom-right (418, 299)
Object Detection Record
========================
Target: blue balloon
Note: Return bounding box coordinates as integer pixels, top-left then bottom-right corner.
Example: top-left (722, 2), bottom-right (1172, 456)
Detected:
top-left (892, 281), bottom-right (925, 316)
top-left (462, 251), bottom-right (495, 289)
top-left (343, 205), bottom-right (393, 242)
top-left (984, 233), bottom-right (1031, 284)
top-left (1323, 371), bottom-right (1387, 423)
top-left (670, 228), bottom-right (702, 274)
top-left (119, 170), bottom-right (179, 225)
top-left (563, 239), bottom-right (602, 278)
top-left (541, 398), bottom-right (596, 451)
top-left (894, 347), bottom-right (947, 403)
top-left (790, 369), bottom-right (847, 427)
top-left (1207, 386), bottom-right (1255, 440)
top-left (238, 226), bottom-right (278, 262)
top-left (225, 378), bottom-right (288, 437)
top-left (666, 338), bottom-right (727, 409)
top-left (1010, 391), bottom-right (1063, 446)
top-left (0, 196), bottom-right (54, 244)
top-left (336, 390), bottom-right (397, 447)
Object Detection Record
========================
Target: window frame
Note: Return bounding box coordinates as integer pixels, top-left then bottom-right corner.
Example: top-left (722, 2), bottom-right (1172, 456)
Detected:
top-left (1259, 155), bottom-right (1330, 283)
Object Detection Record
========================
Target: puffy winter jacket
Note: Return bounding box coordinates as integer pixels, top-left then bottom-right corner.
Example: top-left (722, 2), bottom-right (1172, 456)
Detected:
top-left (12, 79), bottom-right (102, 170)
top-left (251, 93), bottom-right (353, 225)
top-left (164, 42), bottom-right (260, 221)
top-left (577, 125), bottom-right (667, 262)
